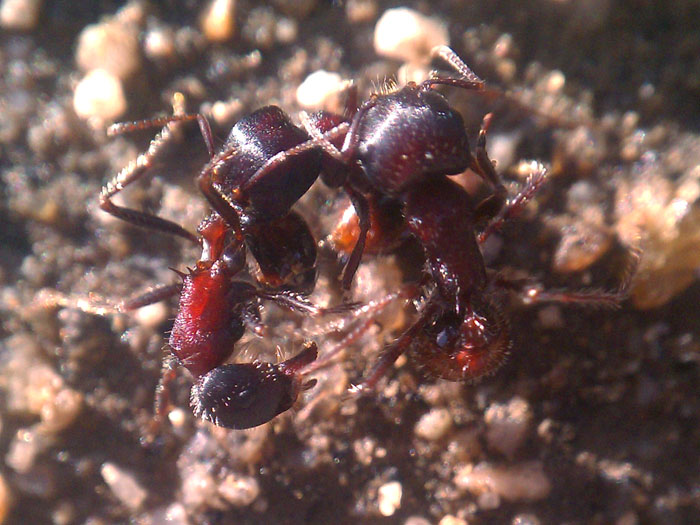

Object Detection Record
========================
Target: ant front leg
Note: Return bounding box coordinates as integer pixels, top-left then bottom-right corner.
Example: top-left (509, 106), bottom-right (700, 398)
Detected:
top-left (478, 163), bottom-right (548, 244)
top-left (422, 45), bottom-right (486, 92)
top-left (470, 114), bottom-right (508, 224)
top-left (340, 186), bottom-right (370, 290)
top-left (470, 114), bottom-right (548, 244)
top-left (102, 94), bottom-right (215, 244)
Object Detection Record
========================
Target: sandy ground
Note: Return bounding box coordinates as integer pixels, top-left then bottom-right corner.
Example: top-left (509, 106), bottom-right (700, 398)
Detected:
top-left (0, 1), bottom-right (699, 524)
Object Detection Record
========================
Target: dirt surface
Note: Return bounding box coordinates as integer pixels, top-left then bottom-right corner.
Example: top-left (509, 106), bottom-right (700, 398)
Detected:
top-left (1, 1), bottom-right (699, 524)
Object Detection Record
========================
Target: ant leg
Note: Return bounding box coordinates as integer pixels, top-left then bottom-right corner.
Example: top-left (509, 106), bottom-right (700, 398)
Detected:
top-left (303, 284), bottom-right (421, 375)
top-left (102, 98), bottom-right (202, 243)
top-left (470, 114), bottom-right (508, 222)
top-left (196, 159), bottom-right (245, 240)
top-left (478, 163), bottom-right (547, 244)
top-left (255, 289), bottom-right (362, 317)
top-left (145, 354), bottom-right (179, 440)
top-left (299, 111), bottom-right (348, 161)
top-left (340, 186), bottom-right (370, 290)
top-left (353, 305), bottom-right (435, 393)
top-left (343, 83), bottom-right (359, 119)
top-left (108, 93), bottom-right (216, 158)
top-left (120, 283), bottom-right (182, 311)
top-left (239, 123), bottom-right (351, 192)
top-left (429, 45), bottom-right (485, 85)
top-left (491, 247), bottom-right (640, 308)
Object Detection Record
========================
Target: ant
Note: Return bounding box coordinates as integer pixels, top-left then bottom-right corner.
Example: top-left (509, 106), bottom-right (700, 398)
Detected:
top-left (100, 95), bottom-right (355, 430)
top-left (253, 45), bottom-right (637, 396)
top-left (295, 46), bottom-right (638, 391)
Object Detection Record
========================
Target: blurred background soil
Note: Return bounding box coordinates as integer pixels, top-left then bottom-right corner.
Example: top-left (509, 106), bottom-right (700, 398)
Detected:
top-left (0, 1), bottom-right (699, 523)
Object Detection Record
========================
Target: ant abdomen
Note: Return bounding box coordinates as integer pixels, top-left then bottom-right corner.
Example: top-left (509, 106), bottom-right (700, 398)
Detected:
top-left (411, 299), bottom-right (510, 382)
top-left (190, 342), bottom-right (318, 430)
top-left (245, 211), bottom-right (317, 294)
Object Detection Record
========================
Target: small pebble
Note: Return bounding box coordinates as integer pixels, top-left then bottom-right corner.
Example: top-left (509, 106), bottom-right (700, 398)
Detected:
top-left (101, 463), bottom-right (147, 511)
top-left (217, 474), bottom-right (260, 507)
top-left (75, 16), bottom-right (142, 80)
top-left (414, 408), bottom-right (453, 441)
top-left (345, 0), bottom-right (377, 24)
top-left (512, 514), bottom-right (542, 525)
top-left (200, 0), bottom-right (236, 43)
top-left (378, 481), bottom-right (402, 517)
top-left (374, 8), bottom-right (449, 63)
top-left (544, 70), bottom-right (566, 94)
top-left (296, 70), bottom-right (347, 111)
top-left (144, 26), bottom-right (177, 63)
top-left (439, 516), bottom-right (468, 525)
top-left (484, 397), bottom-right (532, 458)
top-left (180, 463), bottom-right (219, 509)
top-left (0, 0), bottom-right (42, 30)
top-left (455, 461), bottom-right (551, 502)
top-left (6, 429), bottom-right (47, 474)
top-left (39, 388), bottom-right (83, 434)
top-left (73, 69), bottom-right (127, 125)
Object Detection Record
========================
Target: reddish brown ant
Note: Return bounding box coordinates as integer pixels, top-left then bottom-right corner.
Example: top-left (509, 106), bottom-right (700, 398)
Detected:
top-left (295, 46), bottom-right (638, 391)
top-left (100, 95), bottom-right (348, 430)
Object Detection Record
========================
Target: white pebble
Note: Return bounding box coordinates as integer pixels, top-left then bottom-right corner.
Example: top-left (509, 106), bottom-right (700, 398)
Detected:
top-left (0, 0), bottom-right (42, 30)
top-left (544, 70), bottom-right (566, 94)
top-left (101, 462), bottom-right (147, 510)
top-left (6, 428), bottom-right (48, 474)
top-left (296, 70), bottom-right (348, 111)
top-left (73, 69), bottom-right (127, 125)
top-left (181, 463), bottom-right (219, 509)
top-left (39, 388), bottom-right (83, 434)
top-left (414, 408), bottom-right (453, 441)
top-left (75, 18), bottom-right (142, 80)
top-left (217, 474), bottom-right (260, 507)
top-left (200, 0), bottom-right (237, 42)
top-left (455, 461), bottom-right (551, 502)
top-left (439, 516), bottom-right (467, 525)
top-left (378, 481), bottom-right (402, 516)
top-left (484, 397), bottom-right (532, 458)
top-left (144, 27), bottom-right (177, 62)
top-left (374, 8), bottom-right (449, 63)
top-left (134, 301), bottom-right (169, 330)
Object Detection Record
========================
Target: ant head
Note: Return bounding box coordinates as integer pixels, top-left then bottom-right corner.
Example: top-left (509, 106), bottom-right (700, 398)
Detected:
top-left (190, 361), bottom-right (298, 430)
top-left (411, 297), bottom-right (511, 382)
top-left (355, 84), bottom-right (471, 197)
top-left (190, 342), bottom-right (317, 430)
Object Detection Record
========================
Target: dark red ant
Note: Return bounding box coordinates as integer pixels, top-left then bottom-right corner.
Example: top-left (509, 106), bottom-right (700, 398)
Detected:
top-left (290, 46), bottom-right (637, 391)
top-left (100, 95), bottom-right (349, 430)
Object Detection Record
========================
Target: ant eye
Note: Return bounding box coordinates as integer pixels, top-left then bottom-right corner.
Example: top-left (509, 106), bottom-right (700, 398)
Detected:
top-left (190, 362), bottom-right (298, 430)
